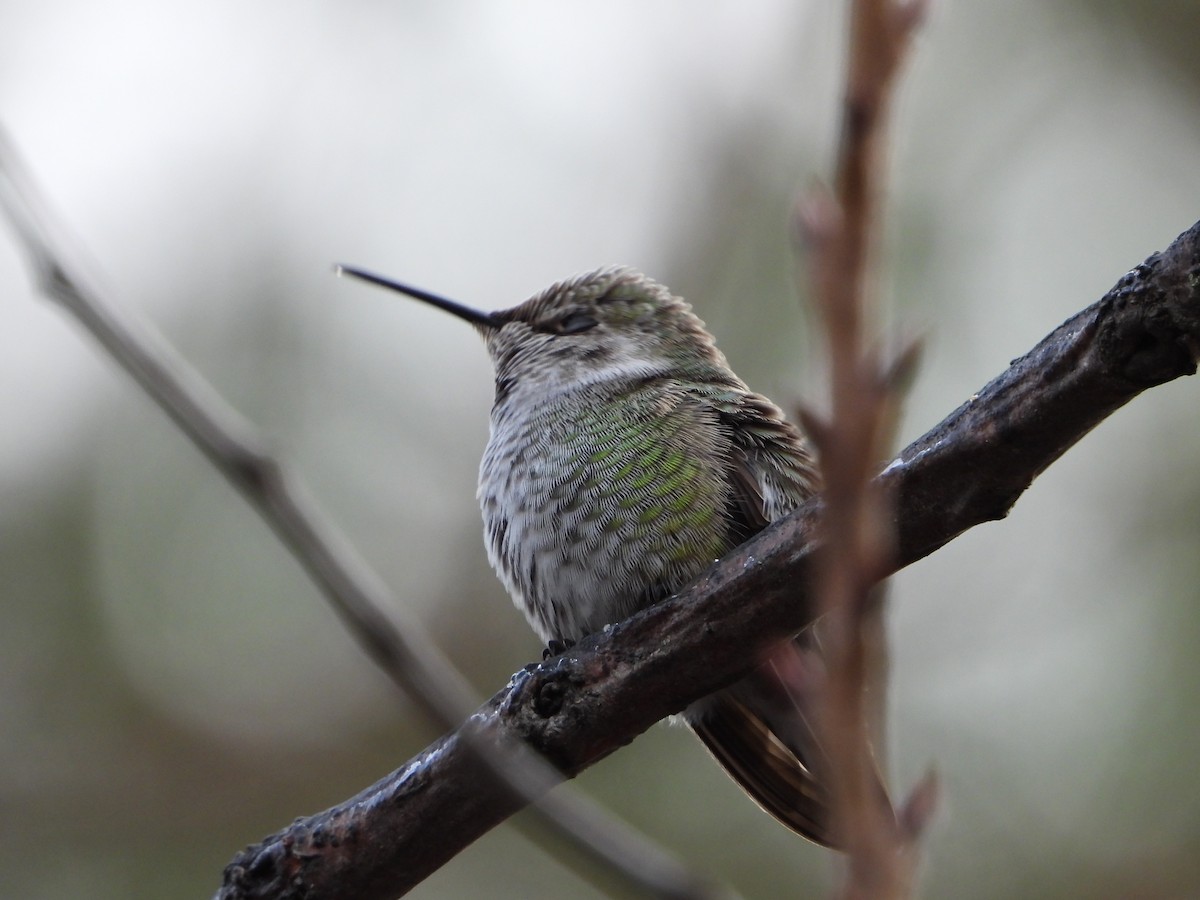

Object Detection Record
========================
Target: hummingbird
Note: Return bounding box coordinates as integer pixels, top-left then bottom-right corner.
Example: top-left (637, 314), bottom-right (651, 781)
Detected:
top-left (340, 263), bottom-right (840, 845)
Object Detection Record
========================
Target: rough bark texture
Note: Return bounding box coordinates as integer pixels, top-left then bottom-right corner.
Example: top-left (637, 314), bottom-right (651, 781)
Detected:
top-left (218, 221), bottom-right (1200, 900)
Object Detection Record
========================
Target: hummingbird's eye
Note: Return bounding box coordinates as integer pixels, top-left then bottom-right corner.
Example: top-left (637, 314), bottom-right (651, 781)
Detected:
top-left (552, 311), bottom-right (599, 335)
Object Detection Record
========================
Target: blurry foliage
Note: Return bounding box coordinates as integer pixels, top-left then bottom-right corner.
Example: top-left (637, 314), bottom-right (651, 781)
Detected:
top-left (1080, 0), bottom-right (1200, 85)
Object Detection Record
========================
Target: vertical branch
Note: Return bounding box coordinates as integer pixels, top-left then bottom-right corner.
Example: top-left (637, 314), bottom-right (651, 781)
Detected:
top-left (796, 1), bottom-right (935, 898)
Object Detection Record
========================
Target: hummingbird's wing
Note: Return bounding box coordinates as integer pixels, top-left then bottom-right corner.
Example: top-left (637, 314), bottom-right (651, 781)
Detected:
top-left (686, 392), bottom-right (886, 847)
top-left (678, 397), bottom-right (836, 844)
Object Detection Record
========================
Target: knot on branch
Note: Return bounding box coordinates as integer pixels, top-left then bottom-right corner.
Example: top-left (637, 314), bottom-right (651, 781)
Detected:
top-left (224, 441), bottom-right (285, 496)
top-left (220, 838), bottom-right (297, 900)
top-left (1121, 304), bottom-right (1198, 385)
top-left (1099, 246), bottom-right (1200, 387)
top-left (498, 658), bottom-right (593, 770)
top-left (534, 674), bottom-right (568, 718)
top-left (522, 658), bottom-right (587, 722)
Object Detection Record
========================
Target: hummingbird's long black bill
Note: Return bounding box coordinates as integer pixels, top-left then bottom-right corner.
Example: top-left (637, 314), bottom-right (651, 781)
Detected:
top-left (335, 264), bottom-right (499, 329)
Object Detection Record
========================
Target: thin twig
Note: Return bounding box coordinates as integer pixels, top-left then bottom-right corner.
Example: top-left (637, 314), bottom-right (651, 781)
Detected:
top-left (796, 0), bottom-right (932, 896)
top-left (0, 127), bottom-right (734, 900)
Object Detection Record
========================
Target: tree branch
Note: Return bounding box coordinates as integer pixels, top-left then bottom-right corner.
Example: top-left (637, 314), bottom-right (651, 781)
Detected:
top-left (220, 224), bottom-right (1200, 897)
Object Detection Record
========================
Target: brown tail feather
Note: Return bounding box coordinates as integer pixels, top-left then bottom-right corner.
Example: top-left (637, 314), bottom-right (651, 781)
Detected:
top-left (689, 692), bottom-right (836, 847)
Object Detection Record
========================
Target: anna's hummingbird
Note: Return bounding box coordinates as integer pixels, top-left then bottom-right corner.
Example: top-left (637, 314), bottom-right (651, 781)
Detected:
top-left (341, 264), bottom-right (837, 845)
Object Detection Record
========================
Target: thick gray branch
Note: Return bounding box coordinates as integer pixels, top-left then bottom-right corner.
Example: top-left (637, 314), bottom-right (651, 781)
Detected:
top-left (219, 224), bottom-right (1200, 900)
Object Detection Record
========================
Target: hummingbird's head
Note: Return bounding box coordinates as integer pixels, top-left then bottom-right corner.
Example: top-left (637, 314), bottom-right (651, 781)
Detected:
top-left (481, 267), bottom-right (737, 400)
top-left (336, 264), bottom-right (739, 403)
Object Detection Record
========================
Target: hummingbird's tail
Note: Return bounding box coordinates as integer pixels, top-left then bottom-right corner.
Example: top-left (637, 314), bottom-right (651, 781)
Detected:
top-left (686, 639), bottom-right (891, 848)
top-left (688, 692), bottom-right (835, 846)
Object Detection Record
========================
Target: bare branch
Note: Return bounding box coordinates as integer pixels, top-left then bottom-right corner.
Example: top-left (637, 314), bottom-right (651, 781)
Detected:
top-left (0, 127), bottom-right (733, 900)
top-left (221, 221), bottom-right (1200, 897)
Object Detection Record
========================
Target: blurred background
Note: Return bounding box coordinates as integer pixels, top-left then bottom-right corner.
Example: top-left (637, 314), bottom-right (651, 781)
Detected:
top-left (2, 1), bottom-right (1199, 897)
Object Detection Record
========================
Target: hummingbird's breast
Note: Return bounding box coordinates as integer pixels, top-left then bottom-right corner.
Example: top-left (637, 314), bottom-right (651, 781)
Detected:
top-left (478, 379), bottom-right (738, 643)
